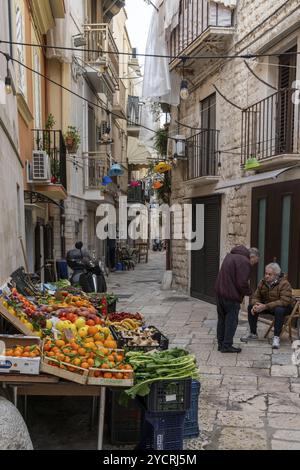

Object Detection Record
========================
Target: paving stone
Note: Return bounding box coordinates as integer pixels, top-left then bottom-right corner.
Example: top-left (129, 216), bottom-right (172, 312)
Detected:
top-left (271, 440), bottom-right (300, 450)
top-left (217, 410), bottom-right (264, 428)
top-left (291, 383), bottom-right (300, 393)
top-left (208, 352), bottom-right (238, 367)
top-left (272, 354), bottom-right (294, 366)
top-left (199, 365), bottom-right (221, 375)
top-left (198, 408), bottom-right (217, 433)
top-left (236, 360), bottom-right (254, 367)
top-left (271, 365), bottom-right (299, 378)
top-left (228, 391), bottom-right (267, 413)
top-left (267, 394), bottom-right (300, 414)
top-left (217, 428), bottom-right (268, 450)
top-left (273, 430), bottom-right (300, 442)
top-left (258, 377), bottom-right (291, 393)
top-left (253, 360), bottom-right (271, 369)
top-left (268, 413), bottom-right (300, 429)
top-left (221, 375), bottom-right (258, 390)
top-left (221, 367), bottom-right (270, 377)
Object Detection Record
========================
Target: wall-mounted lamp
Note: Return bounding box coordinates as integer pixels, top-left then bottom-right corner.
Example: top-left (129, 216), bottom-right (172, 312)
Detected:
top-left (180, 80), bottom-right (189, 101)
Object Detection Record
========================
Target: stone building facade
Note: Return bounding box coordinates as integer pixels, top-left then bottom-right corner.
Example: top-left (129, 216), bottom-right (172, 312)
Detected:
top-left (165, 0), bottom-right (300, 301)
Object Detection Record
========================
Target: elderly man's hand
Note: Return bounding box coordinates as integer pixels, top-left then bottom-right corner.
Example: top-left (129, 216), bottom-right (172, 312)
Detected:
top-left (254, 303), bottom-right (266, 313)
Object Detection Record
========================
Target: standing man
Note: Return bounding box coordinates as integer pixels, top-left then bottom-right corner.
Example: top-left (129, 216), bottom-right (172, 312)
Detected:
top-left (215, 246), bottom-right (259, 353)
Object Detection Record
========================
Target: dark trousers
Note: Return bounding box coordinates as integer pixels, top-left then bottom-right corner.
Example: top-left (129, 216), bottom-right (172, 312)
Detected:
top-left (217, 296), bottom-right (240, 348)
top-left (248, 305), bottom-right (292, 337)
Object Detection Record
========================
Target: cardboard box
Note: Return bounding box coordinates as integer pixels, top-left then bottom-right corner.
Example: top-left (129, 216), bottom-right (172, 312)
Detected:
top-left (0, 335), bottom-right (41, 375)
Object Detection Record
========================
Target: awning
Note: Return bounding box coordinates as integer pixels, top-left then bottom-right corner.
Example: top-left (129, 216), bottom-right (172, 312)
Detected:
top-left (24, 191), bottom-right (64, 208)
top-left (215, 166), bottom-right (300, 191)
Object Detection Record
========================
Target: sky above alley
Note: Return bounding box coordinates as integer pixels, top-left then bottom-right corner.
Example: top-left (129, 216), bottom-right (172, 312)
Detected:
top-left (125, 0), bottom-right (154, 71)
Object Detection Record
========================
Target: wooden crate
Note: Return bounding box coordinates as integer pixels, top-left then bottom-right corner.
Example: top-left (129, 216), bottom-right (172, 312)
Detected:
top-left (0, 300), bottom-right (39, 337)
top-left (41, 357), bottom-right (89, 385)
top-left (88, 368), bottom-right (134, 387)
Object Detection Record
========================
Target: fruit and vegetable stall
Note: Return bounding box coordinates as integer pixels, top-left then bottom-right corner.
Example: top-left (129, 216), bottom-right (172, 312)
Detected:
top-left (0, 281), bottom-right (200, 450)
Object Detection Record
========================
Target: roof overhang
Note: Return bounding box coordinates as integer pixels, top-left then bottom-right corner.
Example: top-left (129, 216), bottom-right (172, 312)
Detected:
top-left (215, 166), bottom-right (300, 191)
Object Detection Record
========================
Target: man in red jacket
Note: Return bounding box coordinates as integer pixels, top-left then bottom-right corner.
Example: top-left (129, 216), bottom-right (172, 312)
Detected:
top-left (215, 246), bottom-right (259, 353)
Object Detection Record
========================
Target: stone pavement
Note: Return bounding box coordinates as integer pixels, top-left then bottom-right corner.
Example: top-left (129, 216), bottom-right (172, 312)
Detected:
top-left (107, 252), bottom-right (300, 451)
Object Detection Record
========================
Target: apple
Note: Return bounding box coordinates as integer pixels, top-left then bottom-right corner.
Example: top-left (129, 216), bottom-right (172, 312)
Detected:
top-left (75, 317), bottom-right (86, 329)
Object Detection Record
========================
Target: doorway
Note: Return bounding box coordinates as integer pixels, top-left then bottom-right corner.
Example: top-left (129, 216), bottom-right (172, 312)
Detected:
top-left (251, 180), bottom-right (300, 288)
top-left (191, 195), bottom-right (221, 304)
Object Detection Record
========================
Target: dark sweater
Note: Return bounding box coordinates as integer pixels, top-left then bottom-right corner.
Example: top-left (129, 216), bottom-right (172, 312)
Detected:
top-left (215, 246), bottom-right (251, 303)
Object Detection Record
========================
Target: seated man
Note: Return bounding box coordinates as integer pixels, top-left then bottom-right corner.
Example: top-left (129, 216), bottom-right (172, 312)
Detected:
top-left (241, 263), bottom-right (293, 349)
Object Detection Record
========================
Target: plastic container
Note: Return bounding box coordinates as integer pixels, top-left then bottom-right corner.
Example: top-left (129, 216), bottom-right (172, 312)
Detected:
top-left (141, 378), bottom-right (192, 413)
top-left (111, 325), bottom-right (169, 352)
top-left (137, 409), bottom-right (186, 451)
top-left (184, 380), bottom-right (201, 439)
top-left (107, 389), bottom-right (141, 445)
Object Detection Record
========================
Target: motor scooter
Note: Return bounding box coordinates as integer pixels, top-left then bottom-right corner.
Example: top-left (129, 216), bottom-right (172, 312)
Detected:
top-left (152, 239), bottom-right (163, 252)
top-left (66, 248), bottom-right (107, 293)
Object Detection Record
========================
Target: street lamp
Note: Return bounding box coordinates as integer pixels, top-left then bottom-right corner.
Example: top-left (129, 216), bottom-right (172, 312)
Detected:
top-left (180, 80), bottom-right (189, 100)
top-left (5, 75), bottom-right (12, 95)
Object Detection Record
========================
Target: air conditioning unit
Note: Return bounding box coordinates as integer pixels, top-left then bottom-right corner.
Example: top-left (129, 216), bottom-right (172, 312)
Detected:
top-left (32, 151), bottom-right (50, 181)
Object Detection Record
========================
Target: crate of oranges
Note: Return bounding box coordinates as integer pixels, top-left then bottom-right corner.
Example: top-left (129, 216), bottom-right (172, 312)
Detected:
top-left (0, 335), bottom-right (41, 375)
top-left (41, 327), bottom-right (134, 386)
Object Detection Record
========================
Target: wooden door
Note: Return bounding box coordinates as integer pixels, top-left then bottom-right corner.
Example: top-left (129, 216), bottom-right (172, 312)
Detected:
top-left (191, 195), bottom-right (221, 304)
top-left (251, 180), bottom-right (300, 288)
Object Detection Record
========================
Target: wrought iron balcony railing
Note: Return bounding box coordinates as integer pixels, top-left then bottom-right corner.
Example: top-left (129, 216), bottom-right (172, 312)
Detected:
top-left (169, 0), bottom-right (234, 63)
top-left (83, 23), bottom-right (119, 89)
top-left (83, 152), bottom-right (111, 190)
top-left (185, 129), bottom-right (220, 180)
top-left (127, 96), bottom-right (142, 127)
top-left (33, 129), bottom-right (67, 190)
top-left (127, 186), bottom-right (145, 204)
top-left (241, 88), bottom-right (300, 166)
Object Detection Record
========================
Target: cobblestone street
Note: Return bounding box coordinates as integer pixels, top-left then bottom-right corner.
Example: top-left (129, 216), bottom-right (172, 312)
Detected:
top-left (107, 253), bottom-right (300, 451)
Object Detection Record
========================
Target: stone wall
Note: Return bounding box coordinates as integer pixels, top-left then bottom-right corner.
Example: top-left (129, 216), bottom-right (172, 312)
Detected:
top-left (170, 0), bottom-right (300, 293)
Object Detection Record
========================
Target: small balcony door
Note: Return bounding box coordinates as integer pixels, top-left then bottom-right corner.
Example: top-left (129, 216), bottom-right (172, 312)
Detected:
top-left (276, 46), bottom-right (297, 154)
top-left (200, 93), bottom-right (216, 175)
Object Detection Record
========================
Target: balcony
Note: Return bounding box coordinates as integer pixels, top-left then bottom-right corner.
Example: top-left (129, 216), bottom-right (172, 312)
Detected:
top-left (112, 80), bottom-right (126, 118)
top-left (83, 23), bottom-right (119, 93)
top-left (169, 0), bottom-right (235, 72)
top-left (185, 129), bottom-right (220, 185)
top-left (241, 89), bottom-right (300, 171)
top-left (127, 96), bottom-right (142, 137)
top-left (83, 151), bottom-right (111, 202)
top-left (29, 129), bottom-right (67, 200)
top-left (127, 186), bottom-right (146, 204)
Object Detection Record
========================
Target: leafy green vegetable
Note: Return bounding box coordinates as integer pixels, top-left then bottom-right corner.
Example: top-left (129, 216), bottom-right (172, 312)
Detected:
top-left (125, 348), bottom-right (199, 399)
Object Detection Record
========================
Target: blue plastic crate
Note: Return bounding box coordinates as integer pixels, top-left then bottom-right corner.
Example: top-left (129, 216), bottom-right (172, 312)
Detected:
top-left (184, 380), bottom-right (201, 439)
top-left (137, 410), bottom-right (186, 451)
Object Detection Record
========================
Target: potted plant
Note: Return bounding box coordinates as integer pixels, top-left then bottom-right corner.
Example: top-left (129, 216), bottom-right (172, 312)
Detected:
top-left (64, 126), bottom-right (81, 153)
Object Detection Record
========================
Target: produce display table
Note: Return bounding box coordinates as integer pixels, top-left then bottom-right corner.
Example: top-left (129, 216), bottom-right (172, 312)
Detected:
top-left (0, 374), bottom-right (114, 450)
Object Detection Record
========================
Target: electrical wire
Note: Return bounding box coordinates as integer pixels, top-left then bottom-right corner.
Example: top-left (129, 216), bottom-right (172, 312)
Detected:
top-left (2, 39), bottom-right (300, 61)
top-left (0, 50), bottom-right (179, 144)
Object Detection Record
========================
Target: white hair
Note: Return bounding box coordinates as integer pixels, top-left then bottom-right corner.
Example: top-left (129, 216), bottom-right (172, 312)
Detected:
top-left (249, 248), bottom-right (260, 258)
top-left (266, 263), bottom-right (281, 276)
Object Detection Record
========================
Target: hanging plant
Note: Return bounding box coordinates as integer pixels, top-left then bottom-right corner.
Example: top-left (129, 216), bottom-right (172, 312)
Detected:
top-left (153, 126), bottom-right (169, 157)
